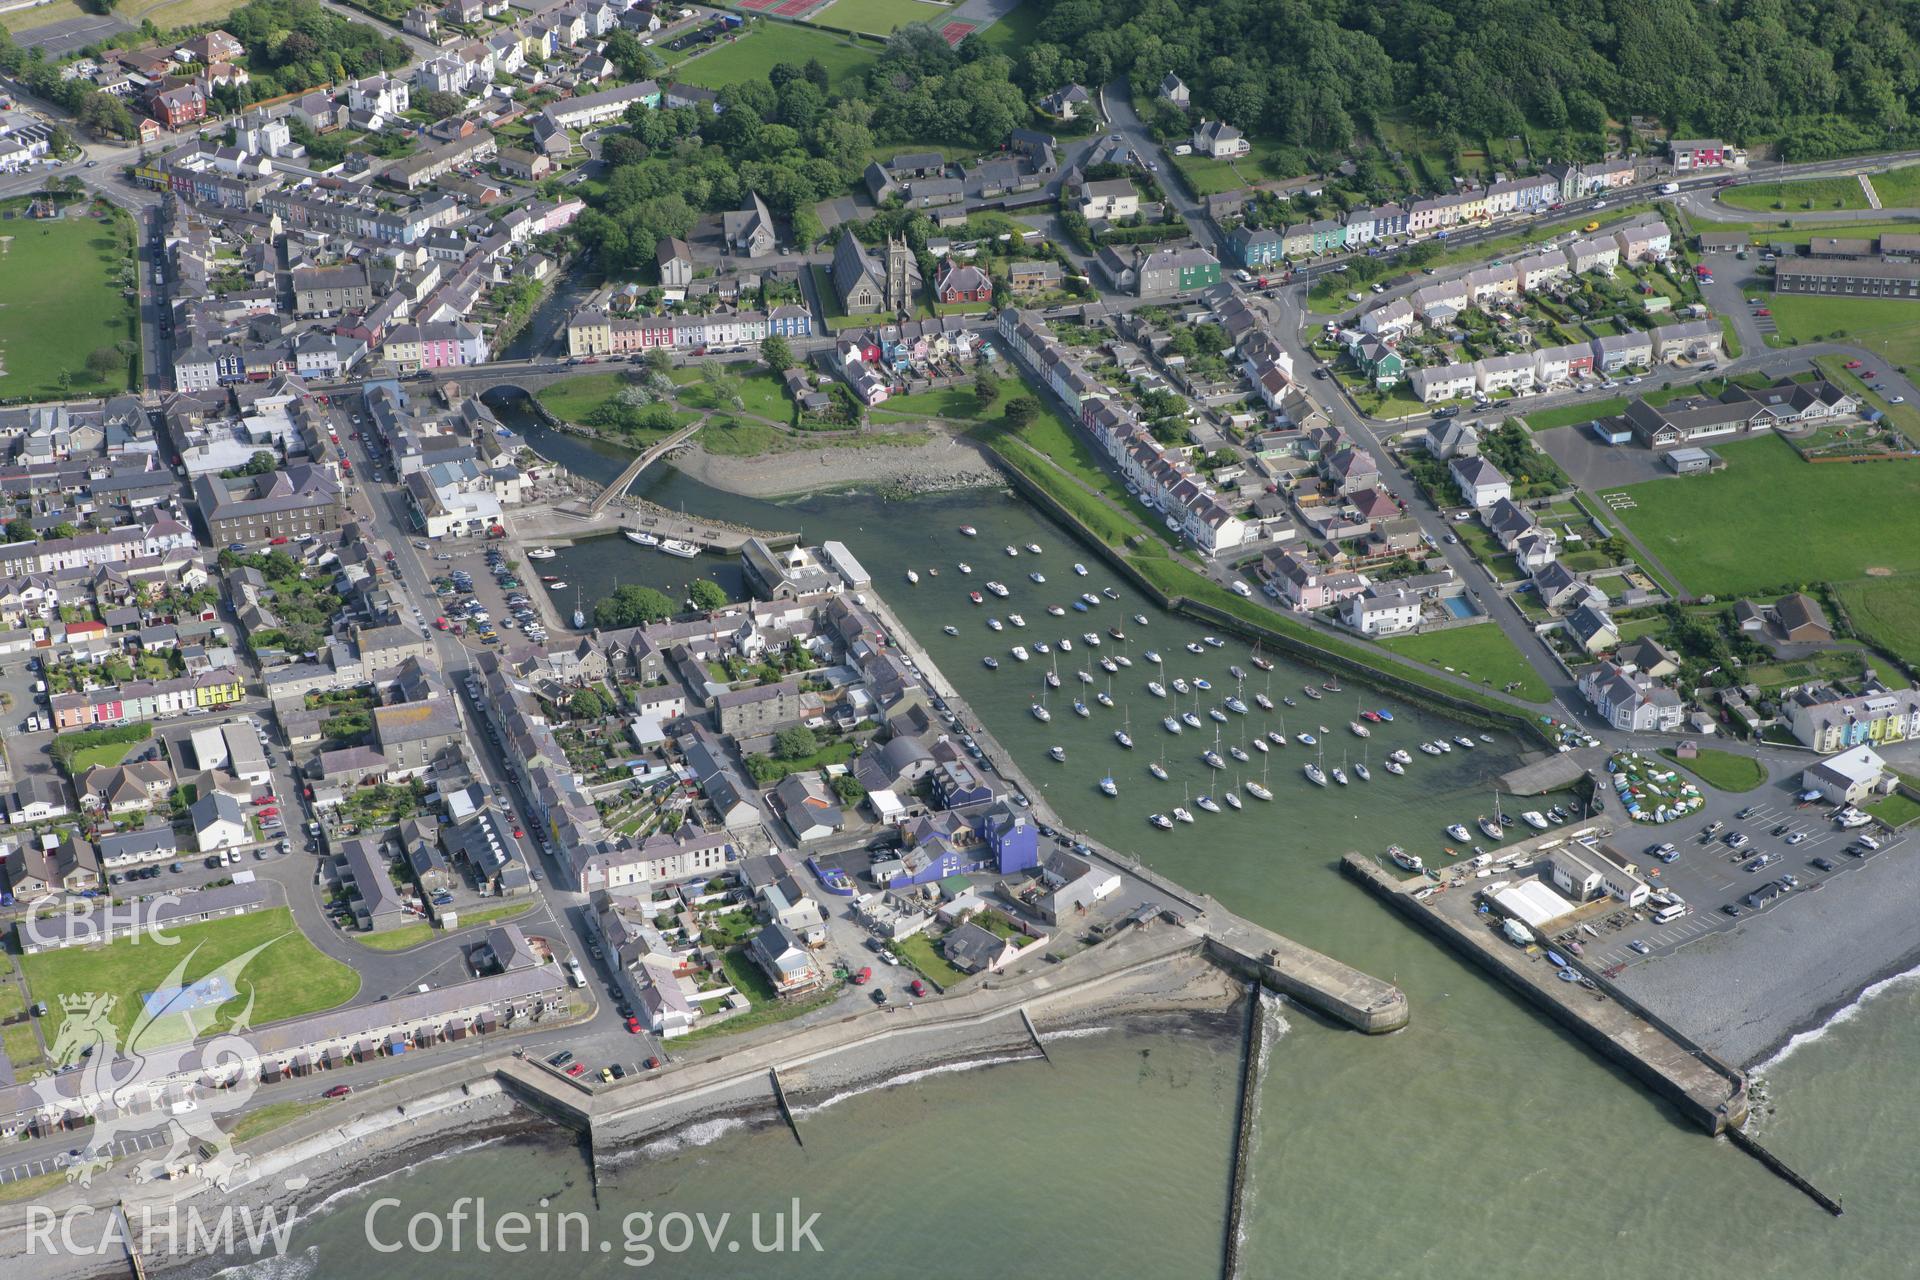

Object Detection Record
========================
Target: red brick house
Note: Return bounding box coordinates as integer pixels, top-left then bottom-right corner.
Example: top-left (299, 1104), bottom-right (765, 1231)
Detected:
top-left (149, 84), bottom-right (207, 130)
top-left (935, 261), bottom-right (991, 304)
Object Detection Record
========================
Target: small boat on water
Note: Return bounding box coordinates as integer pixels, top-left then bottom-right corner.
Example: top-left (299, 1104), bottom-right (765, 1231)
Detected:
top-left (1203, 636), bottom-right (1224, 648)
top-left (1522, 811), bottom-right (1550, 830)
top-left (1282, 696), bottom-right (1297, 708)
top-left (1389, 846), bottom-right (1424, 873)
top-left (1096, 690), bottom-right (1113, 707)
top-left (1419, 741), bottom-right (1443, 756)
top-left (1114, 654), bottom-right (1133, 668)
top-left (1134, 613), bottom-right (1150, 626)
top-left (986, 581), bottom-right (1010, 598)
top-left (1378, 709), bottom-right (1395, 722)
top-left (1074, 563), bottom-right (1089, 576)
top-left (526, 546), bottom-right (556, 560)
top-left (659, 539), bottom-right (699, 558)
top-left (1163, 716), bottom-right (1183, 734)
top-left (1360, 710), bottom-right (1382, 723)
top-left (1383, 759), bottom-right (1405, 775)
top-left (539, 574), bottom-right (560, 583)
top-left (1390, 749), bottom-right (1412, 765)
top-left (1304, 763), bottom-right (1328, 787)
top-left (1099, 775), bottom-right (1118, 797)
top-left (1254, 693), bottom-right (1274, 711)
top-left (1454, 735), bottom-right (1477, 749)
top-left (1331, 768), bottom-right (1349, 786)
top-left (1226, 697), bottom-right (1249, 715)
top-left (1251, 652), bottom-right (1273, 672)
top-left (1195, 794), bottom-right (1221, 814)
top-left (1009, 614), bottom-right (1026, 628)
top-left (1145, 650), bottom-right (1163, 664)
top-left (1150, 813), bottom-right (1173, 830)
top-left (1100, 657), bottom-right (1119, 674)
top-left (1103, 587), bottom-right (1121, 600)
top-left (1229, 665), bottom-right (1246, 680)
top-left (1149, 759), bottom-right (1169, 780)
top-left (545, 580), bottom-right (568, 590)
top-left (1181, 711), bottom-right (1203, 730)
top-left (1048, 604), bottom-right (1066, 616)
top-left (1005, 545), bottom-right (1020, 557)
top-left (1246, 780), bottom-right (1273, 801)
top-left (1011, 646), bottom-right (1030, 662)
top-left (624, 530), bottom-right (660, 547)
top-left (1223, 790), bottom-right (1243, 811)
top-left (1109, 627), bottom-right (1127, 641)
top-left (1193, 677), bottom-right (1213, 691)
top-left (1082, 632), bottom-right (1102, 648)
top-left (1079, 669), bottom-right (1095, 684)
top-left (1268, 731), bottom-right (1288, 747)
top-left (1172, 678), bottom-right (1190, 695)
top-left (988, 618), bottom-right (1004, 632)
top-left (1354, 762), bottom-right (1372, 782)
top-left (1435, 739), bottom-right (1453, 753)
top-left (1030, 572), bottom-right (1047, 584)
top-left (1229, 745), bottom-right (1249, 763)
top-left (958, 562), bottom-right (972, 574)
top-left (1115, 729), bottom-right (1133, 748)
top-left (1148, 681), bottom-right (1168, 698)
top-left (906, 569), bottom-right (920, 585)
top-left (1185, 642), bottom-right (1205, 655)
top-left (1298, 731), bottom-right (1318, 746)
top-left (1173, 807), bottom-right (1195, 825)
top-left (970, 591), bottom-right (984, 605)
top-left (1035, 642), bottom-right (1051, 654)
top-left (1081, 593), bottom-right (1101, 607)
top-left (1303, 686), bottom-right (1323, 701)
top-left (1251, 737), bottom-right (1268, 753)
top-left (983, 656), bottom-right (999, 669)
top-left (1478, 816), bottom-right (1505, 840)
top-left (1027, 543), bottom-right (1043, 555)
top-left (1072, 700), bottom-right (1091, 718)
top-left (1032, 702), bottom-right (1052, 723)
top-left (1208, 708), bottom-right (1228, 724)
top-left (1203, 750), bottom-right (1226, 770)
top-left (1447, 823), bottom-right (1471, 842)
top-left (1047, 745), bottom-right (1066, 761)
top-left (1045, 670), bottom-right (1061, 689)
top-left (1349, 721), bottom-right (1371, 738)
top-left (1073, 600), bottom-right (1090, 613)
top-left (943, 625), bottom-right (959, 636)
top-left (1057, 638), bottom-right (1072, 652)
top-left (1480, 733), bottom-right (1496, 745)
top-left (960, 525), bottom-right (978, 537)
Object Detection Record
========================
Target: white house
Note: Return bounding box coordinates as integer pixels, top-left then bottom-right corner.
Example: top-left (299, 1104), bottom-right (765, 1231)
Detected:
top-left (1449, 455), bottom-right (1512, 508)
top-left (190, 792), bottom-right (250, 853)
top-left (1800, 745), bottom-right (1890, 806)
top-left (1343, 585), bottom-right (1421, 636)
top-left (1410, 362), bottom-right (1476, 403)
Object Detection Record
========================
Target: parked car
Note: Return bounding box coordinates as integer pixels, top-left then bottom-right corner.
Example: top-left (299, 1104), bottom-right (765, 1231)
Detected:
top-left (322, 1084), bottom-right (353, 1099)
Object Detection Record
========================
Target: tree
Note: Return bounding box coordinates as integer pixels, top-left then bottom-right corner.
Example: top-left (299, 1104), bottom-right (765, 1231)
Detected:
top-left (242, 450), bottom-right (278, 476)
top-left (689, 579), bottom-right (729, 612)
top-left (415, 90), bottom-right (466, 120)
top-left (568, 687), bottom-right (609, 719)
top-left (85, 347), bottom-right (122, 377)
top-left (1002, 396), bottom-right (1039, 430)
top-left (50, 522), bottom-right (78, 540)
top-left (593, 584), bottom-right (676, 628)
top-left (4, 518), bottom-right (34, 543)
top-left (974, 371), bottom-right (1001, 411)
top-left (831, 774), bottom-right (864, 807)
top-left (643, 348), bottom-right (673, 376)
top-left (759, 334), bottom-right (794, 372)
top-left (772, 726), bottom-right (818, 760)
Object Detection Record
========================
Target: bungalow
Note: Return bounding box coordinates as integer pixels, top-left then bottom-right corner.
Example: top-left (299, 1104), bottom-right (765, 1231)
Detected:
top-left (189, 791), bottom-right (249, 853)
top-left (943, 920), bottom-right (1021, 974)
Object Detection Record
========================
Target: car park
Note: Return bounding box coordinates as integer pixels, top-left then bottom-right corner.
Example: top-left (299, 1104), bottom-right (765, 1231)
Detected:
top-left (1629, 940), bottom-right (1651, 955)
top-left (1811, 856), bottom-right (1835, 872)
top-left (870, 989), bottom-right (889, 1004)
top-left (547, 1050), bottom-right (573, 1067)
top-left (566, 1062), bottom-right (587, 1078)
top-left (1785, 831), bottom-right (1808, 845)
top-left (1722, 903), bottom-right (1743, 918)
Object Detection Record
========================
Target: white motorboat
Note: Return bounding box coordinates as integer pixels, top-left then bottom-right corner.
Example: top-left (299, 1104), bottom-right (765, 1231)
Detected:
top-left (1148, 681), bottom-right (1168, 698)
top-left (957, 562), bottom-right (972, 574)
top-left (1026, 543), bottom-right (1043, 555)
top-left (1446, 823), bottom-right (1472, 842)
top-left (1436, 739), bottom-right (1453, 753)
top-left (1522, 811), bottom-right (1549, 830)
top-left (982, 656), bottom-right (999, 669)
top-left (1389, 846), bottom-right (1424, 873)
top-left (1100, 657), bottom-right (1119, 674)
top-left (1058, 638), bottom-right (1072, 651)
top-left (1005, 545), bottom-right (1020, 557)
top-left (906, 569), bottom-right (920, 584)
top-left (1419, 741), bottom-right (1443, 756)
top-left (1383, 759), bottom-right (1405, 775)
top-left (1149, 813), bottom-right (1173, 830)
top-left (525, 546), bottom-right (556, 560)
top-left (1046, 670), bottom-right (1061, 689)
top-left (1082, 632), bottom-right (1101, 647)
top-left (986, 580), bottom-right (1010, 597)
top-left (1203, 636), bottom-right (1223, 648)
top-left (659, 539), bottom-right (699, 558)
top-left (1144, 650), bottom-right (1163, 664)
top-left (1134, 614), bottom-right (1149, 626)
top-left (1099, 775), bottom-right (1118, 797)
top-left (1185, 642), bottom-right (1206, 655)
top-left (943, 625), bottom-right (959, 636)
top-left (1047, 745), bottom-right (1066, 760)
top-left (988, 617), bottom-right (1004, 632)
top-left (1035, 641), bottom-right (1051, 654)
top-left (960, 525), bottom-right (978, 537)
top-left (1172, 678), bottom-right (1190, 695)
top-left (1074, 563), bottom-right (1088, 576)
top-left (1390, 749), bottom-right (1413, 765)
top-left (1081, 593), bottom-right (1101, 607)
top-left (1454, 735), bottom-right (1477, 749)
top-left (1011, 646), bottom-right (1030, 661)
top-left (1030, 572), bottom-right (1047, 584)
top-left (1008, 614), bottom-right (1026, 628)
top-left (1047, 604), bottom-right (1066, 616)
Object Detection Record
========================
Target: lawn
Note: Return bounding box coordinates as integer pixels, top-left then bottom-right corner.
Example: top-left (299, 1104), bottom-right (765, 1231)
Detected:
top-left (1522, 397), bottom-right (1630, 432)
top-left (1660, 747), bottom-right (1766, 793)
top-left (66, 739), bottom-right (141, 775)
top-left (1764, 293), bottom-right (1920, 367)
top-left (971, 0), bottom-right (1038, 54)
top-left (1836, 574), bottom-right (1920, 668)
top-left (1378, 625), bottom-right (1550, 703)
top-left (1718, 176), bottom-right (1871, 213)
top-left (1868, 164), bottom-right (1920, 209)
top-left (893, 933), bottom-right (966, 990)
top-left (677, 26), bottom-right (877, 94)
top-left (536, 372), bottom-right (630, 422)
top-left (871, 385), bottom-right (989, 421)
top-left (1611, 434), bottom-right (1920, 596)
top-left (668, 947), bottom-right (837, 1048)
top-left (354, 901), bottom-right (535, 952)
top-left (1168, 138), bottom-right (1299, 198)
top-left (22, 909), bottom-right (359, 1049)
top-left (809, 0), bottom-right (950, 35)
top-left (228, 1098), bottom-right (328, 1144)
top-left (0, 204), bottom-right (138, 401)
top-left (1868, 789), bottom-right (1920, 830)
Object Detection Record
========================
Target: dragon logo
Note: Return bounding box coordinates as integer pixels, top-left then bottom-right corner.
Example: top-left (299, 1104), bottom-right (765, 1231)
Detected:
top-left (36, 938), bottom-right (282, 1194)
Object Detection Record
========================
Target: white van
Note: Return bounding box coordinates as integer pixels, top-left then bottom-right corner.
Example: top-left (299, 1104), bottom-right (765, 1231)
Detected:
top-left (1652, 903), bottom-right (1687, 924)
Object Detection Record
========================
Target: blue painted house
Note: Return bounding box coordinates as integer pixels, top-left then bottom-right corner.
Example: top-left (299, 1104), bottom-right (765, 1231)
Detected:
top-left (979, 804), bottom-right (1039, 875)
top-left (767, 304), bottom-right (813, 338)
top-left (930, 759), bottom-right (995, 809)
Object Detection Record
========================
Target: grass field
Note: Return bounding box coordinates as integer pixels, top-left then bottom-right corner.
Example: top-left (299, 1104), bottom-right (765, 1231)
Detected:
top-left (676, 26), bottom-right (877, 93)
top-left (894, 933), bottom-right (965, 989)
top-left (1766, 294), bottom-right (1920, 373)
top-left (1170, 138), bottom-right (1296, 198)
top-left (354, 901), bottom-right (535, 952)
top-left (1836, 574), bottom-right (1920, 668)
top-left (1661, 747), bottom-right (1766, 793)
top-left (22, 909), bottom-right (359, 1049)
top-left (971, 0), bottom-right (1037, 53)
top-left (228, 1098), bottom-right (328, 1144)
top-left (67, 739), bottom-right (140, 775)
top-left (536, 372), bottom-right (629, 422)
top-left (1378, 625), bottom-right (1550, 702)
top-left (0, 206), bottom-right (137, 401)
top-left (1612, 434), bottom-right (1920, 596)
top-left (810, 0), bottom-right (949, 35)
top-left (1869, 164), bottom-right (1920, 209)
top-left (1719, 176), bottom-right (1871, 213)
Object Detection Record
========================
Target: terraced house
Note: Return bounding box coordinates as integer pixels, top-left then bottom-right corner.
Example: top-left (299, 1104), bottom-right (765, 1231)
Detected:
top-left (1785, 684), bottom-right (1920, 753)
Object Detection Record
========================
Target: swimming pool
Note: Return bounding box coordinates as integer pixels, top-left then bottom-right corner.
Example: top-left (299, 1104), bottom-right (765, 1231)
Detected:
top-left (1441, 596), bottom-right (1481, 619)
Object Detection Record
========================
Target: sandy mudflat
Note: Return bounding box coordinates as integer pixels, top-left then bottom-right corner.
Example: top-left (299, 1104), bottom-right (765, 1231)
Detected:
top-left (669, 435), bottom-right (1002, 499)
top-left (1617, 844), bottom-right (1920, 1067)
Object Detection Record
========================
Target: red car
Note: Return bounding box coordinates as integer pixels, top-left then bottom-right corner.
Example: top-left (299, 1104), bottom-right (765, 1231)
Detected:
top-left (257, 807), bottom-right (280, 819)
top-left (323, 1084), bottom-right (353, 1099)
top-left (1862, 370), bottom-right (1877, 378)
top-left (1846, 360), bottom-right (1863, 369)
top-left (852, 966), bottom-right (872, 985)
top-left (565, 1062), bottom-right (587, 1078)
top-left (909, 979), bottom-right (927, 998)
top-left (268, 536), bottom-right (288, 546)
top-left (255, 794), bottom-right (276, 805)
top-left (625, 1015), bottom-right (641, 1033)
top-left (1755, 308), bottom-right (1771, 317)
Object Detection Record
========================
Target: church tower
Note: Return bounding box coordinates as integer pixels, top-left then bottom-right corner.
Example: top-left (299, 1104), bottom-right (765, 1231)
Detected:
top-left (884, 234), bottom-right (914, 313)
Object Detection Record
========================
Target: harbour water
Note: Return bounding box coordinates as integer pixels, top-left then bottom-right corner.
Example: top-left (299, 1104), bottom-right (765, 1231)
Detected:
top-left (249, 401), bottom-right (1917, 1277)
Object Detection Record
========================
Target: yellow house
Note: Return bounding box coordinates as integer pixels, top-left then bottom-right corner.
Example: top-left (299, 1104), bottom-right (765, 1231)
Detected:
top-left (195, 673), bottom-right (245, 707)
top-left (383, 325), bottom-right (423, 369)
top-left (1455, 190), bottom-right (1490, 222)
top-left (566, 307), bottom-right (612, 356)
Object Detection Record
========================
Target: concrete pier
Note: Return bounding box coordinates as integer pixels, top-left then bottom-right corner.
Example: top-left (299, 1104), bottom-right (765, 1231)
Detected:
top-left (1220, 984), bottom-right (1266, 1280)
top-left (768, 1067), bottom-right (803, 1148)
top-left (1341, 852), bottom-right (1748, 1132)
